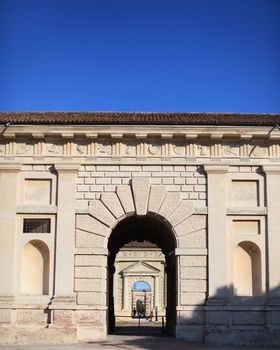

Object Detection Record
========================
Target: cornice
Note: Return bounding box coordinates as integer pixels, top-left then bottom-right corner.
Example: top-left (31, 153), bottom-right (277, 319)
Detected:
top-left (0, 162), bottom-right (22, 172)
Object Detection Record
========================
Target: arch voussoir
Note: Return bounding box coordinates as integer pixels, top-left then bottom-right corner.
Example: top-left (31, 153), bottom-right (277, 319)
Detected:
top-left (116, 185), bottom-right (135, 214)
top-left (168, 200), bottom-right (194, 227)
top-left (148, 185), bottom-right (166, 213)
top-left (89, 200), bottom-right (116, 227)
top-left (101, 192), bottom-right (125, 218)
top-left (158, 192), bottom-right (181, 219)
top-left (131, 178), bottom-right (150, 215)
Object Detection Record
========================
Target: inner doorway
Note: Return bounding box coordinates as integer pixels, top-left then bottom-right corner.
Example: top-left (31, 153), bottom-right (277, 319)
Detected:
top-left (107, 214), bottom-right (177, 335)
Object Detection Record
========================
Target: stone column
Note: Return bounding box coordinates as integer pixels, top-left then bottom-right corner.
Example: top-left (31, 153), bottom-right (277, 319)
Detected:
top-left (53, 163), bottom-right (80, 302)
top-left (204, 165), bottom-right (229, 303)
top-left (262, 165), bottom-right (280, 303)
top-left (154, 275), bottom-right (159, 309)
top-left (0, 163), bottom-right (21, 301)
top-left (123, 275), bottom-right (128, 310)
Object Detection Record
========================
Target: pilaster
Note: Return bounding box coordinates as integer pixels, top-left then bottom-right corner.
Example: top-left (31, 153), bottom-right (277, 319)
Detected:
top-left (53, 163), bottom-right (80, 303)
top-left (204, 165), bottom-right (229, 304)
top-left (0, 163), bottom-right (21, 301)
top-left (262, 165), bottom-right (280, 304)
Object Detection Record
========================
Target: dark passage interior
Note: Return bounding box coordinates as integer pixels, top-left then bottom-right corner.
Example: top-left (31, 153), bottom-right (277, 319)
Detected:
top-left (107, 214), bottom-right (177, 335)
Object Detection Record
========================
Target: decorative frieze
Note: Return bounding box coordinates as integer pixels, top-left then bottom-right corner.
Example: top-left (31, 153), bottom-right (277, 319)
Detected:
top-left (0, 137), bottom-right (280, 160)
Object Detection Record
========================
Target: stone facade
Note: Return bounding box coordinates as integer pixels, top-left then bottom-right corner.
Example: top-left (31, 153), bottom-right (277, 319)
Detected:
top-left (0, 112), bottom-right (280, 346)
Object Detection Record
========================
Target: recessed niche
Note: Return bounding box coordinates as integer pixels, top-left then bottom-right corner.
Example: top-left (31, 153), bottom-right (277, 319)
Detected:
top-left (231, 180), bottom-right (259, 207)
top-left (232, 220), bottom-right (260, 235)
top-left (21, 240), bottom-right (50, 295)
top-left (24, 179), bottom-right (52, 205)
top-left (233, 241), bottom-right (262, 296)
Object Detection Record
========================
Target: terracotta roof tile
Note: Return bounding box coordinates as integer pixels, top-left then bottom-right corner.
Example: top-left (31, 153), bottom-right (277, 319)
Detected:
top-left (0, 111), bottom-right (279, 126)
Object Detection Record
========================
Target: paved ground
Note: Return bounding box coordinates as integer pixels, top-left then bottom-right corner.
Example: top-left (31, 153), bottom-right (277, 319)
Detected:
top-left (0, 335), bottom-right (277, 350)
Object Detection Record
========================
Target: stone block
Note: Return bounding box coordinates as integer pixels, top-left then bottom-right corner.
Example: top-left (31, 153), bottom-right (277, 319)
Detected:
top-left (16, 310), bottom-right (47, 324)
top-left (179, 310), bottom-right (205, 324)
top-left (76, 310), bottom-right (104, 324)
top-left (120, 165), bottom-right (141, 171)
top-left (78, 171), bottom-right (90, 178)
top-left (178, 229), bottom-right (207, 248)
top-left (186, 178), bottom-right (197, 185)
top-left (75, 266), bottom-right (102, 278)
top-left (96, 178), bottom-right (111, 185)
top-left (85, 177), bottom-right (96, 185)
top-left (88, 200), bottom-right (115, 227)
top-left (162, 178), bottom-right (173, 185)
top-left (85, 165), bottom-right (96, 171)
top-left (0, 326), bottom-right (15, 344)
top-left (232, 311), bottom-right (265, 325)
top-left (159, 192), bottom-right (181, 218)
top-left (180, 292), bottom-right (206, 305)
top-left (75, 278), bottom-right (102, 292)
top-left (131, 178), bottom-right (150, 215)
top-left (75, 254), bottom-right (101, 266)
top-left (162, 165), bottom-right (173, 171)
top-left (194, 185), bottom-right (205, 192)
top-left (53, 310), bottom-right (73, 324)
top-left (77, 292), bottom-right (102, 305)
top-left (104, 185), bottom-right (116, 192)
top-left (180, 256), bottom-right (207, 267)
top-left (174, 178), bottom-right (185, 185)
top-left (141, 165), bottom-right (160, 171)
top-left (0, 309), bottom-right (12, 323)
top-left (116, 185), bottom-right (135, 213)
top-left (207, 311), bottom-right (230, 325)
top-left (176, 215), bottom-right (206, 237)
top-left (76, 230), bottom-right (106, 248)
top-left (77, 325), bottom-right (106, 341)
top-left (181, 185), bottom-right (193, 192)
top-left (148, 185), bottom-right (166, 213)
top-left (180, 267), bottom-right (207, 279)
top-left (174, 165), bottom-right (185, 171)
top-left (169, 200), bottom-right (193, 226)
top-left (176, 325), bottom-right (204, 342)
top-left (181, 279), bottom-right (207, 292)
top-left (271, 311), bottom-right (280, 324)
top-left (101, 192), bottom-right (124, 218)
top-left (96, 165), bottom-right (119, 171)
top-left (104, 171), bottom-right (130, 177)
top-left (76, 215), bottom-right (110, 236)
top-left (77, 185), bottom-right (90, 192)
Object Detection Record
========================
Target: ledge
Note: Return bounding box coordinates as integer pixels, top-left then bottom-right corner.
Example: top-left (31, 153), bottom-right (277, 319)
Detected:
top-left (175, 248), bottom-right (208, 256)
top-left (226, 207), bottom-right (267, 216)
top-left (17, 205), bottom-right (57, 214)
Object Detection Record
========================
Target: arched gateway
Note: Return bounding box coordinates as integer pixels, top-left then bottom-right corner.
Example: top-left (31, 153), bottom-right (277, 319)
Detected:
top-left (75, 178), bottom-right (199, 339)
top-left (1, 112), bottom-right (280, 347)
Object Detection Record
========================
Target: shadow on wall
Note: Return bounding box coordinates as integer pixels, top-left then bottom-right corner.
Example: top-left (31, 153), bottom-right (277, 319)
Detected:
top-left (101, 284), bottom-right (280, 349)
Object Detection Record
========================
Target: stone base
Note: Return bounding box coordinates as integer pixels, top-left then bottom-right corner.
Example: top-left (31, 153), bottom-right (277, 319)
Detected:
top-left (205, 326), bottom-right (280, 347)
top-left (176, 325), bottom-right (204, 342)
top-left (0, 325), bottom-right (76, 345)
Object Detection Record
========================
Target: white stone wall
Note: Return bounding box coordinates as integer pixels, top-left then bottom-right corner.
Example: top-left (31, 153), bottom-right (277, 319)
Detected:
top-left (1, 121), bottom-right (280, 346)
top-left (75, 165), bottom-right (206, 206)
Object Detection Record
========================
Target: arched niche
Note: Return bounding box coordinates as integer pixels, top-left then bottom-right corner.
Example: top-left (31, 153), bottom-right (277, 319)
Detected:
top-left (233, 241), bottom-right (262, 297)
top-left (21, 240), bottom-right (50, 295)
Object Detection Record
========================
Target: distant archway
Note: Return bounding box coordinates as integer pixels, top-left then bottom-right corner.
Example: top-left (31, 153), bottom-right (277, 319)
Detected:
top-left (107, 214), bottom-right (177, 335)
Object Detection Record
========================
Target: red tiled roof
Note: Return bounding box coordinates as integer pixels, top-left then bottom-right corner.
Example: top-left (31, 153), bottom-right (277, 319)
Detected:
top-left (0, 111), bottom-right (279, 126)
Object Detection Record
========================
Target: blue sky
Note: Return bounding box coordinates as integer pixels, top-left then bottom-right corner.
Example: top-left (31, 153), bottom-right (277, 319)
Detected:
top-left (0, 0), bottom-right (279, 112)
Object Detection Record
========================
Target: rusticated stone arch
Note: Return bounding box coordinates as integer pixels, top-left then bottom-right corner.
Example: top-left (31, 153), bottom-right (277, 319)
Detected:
top-left (75, 178), bottom-right (205, 249)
